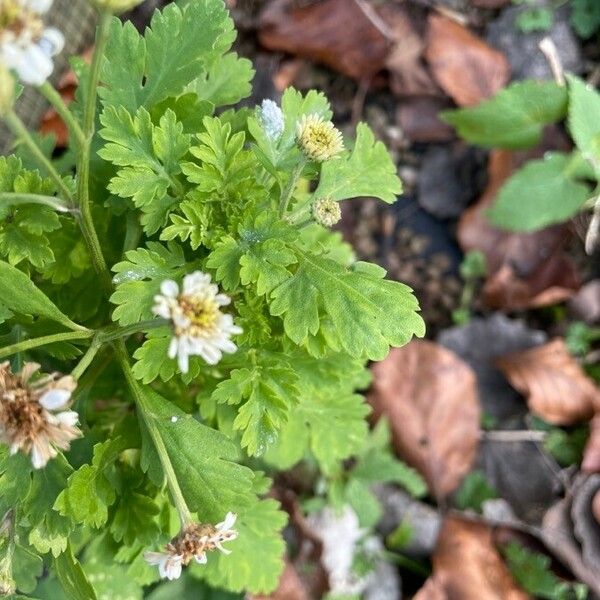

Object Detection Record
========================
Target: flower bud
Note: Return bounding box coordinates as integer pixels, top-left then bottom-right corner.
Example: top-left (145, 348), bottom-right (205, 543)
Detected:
top-left (296, 114), bottom-right (344, 162)
top-left (259, 99), bottom-right (284, 141)
top-left (92, 0), bottom-right (144, 13)
top-left (312, 197), bottom-right (341, 227)
top-left (0, 65), bottom-right (15, 116)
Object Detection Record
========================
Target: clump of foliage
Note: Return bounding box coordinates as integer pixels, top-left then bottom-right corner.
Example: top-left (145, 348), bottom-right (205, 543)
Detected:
top-left (0, 0), bottom-right (426, 597)
top-left (443, 75), bottom-right (600, 249)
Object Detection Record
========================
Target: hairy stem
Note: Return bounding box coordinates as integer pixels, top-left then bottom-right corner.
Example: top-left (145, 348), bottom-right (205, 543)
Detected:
top-left (114, 339), bottom-right (193, 526)
top-left (279, 157), bottom-right (307, 217)
top-left (3, 111), bottom-right (74, 204)
top-left (0, 192), bottom-right (71, 213)
top-left (0, 330), bottom-right (93, 360)
top-left (38, 81), bottom-right (85, 148)
top-left (70, 338), bottom-right (102, 380)
top-left (75, 10), bottom-right (112, 292)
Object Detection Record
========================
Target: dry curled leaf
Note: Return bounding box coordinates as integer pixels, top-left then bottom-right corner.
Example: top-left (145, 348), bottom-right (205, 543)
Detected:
top-left (380, 4), bottom-right (440, 97)
top-left (496, 339), bottom-right (600, 425)
top-left (424, 14), bottom-right (509, 107)
top-left (458, 149), bottom-right (580, 311)
top-left (258, 0), bottom-right (393, 80)
top-left (583, 413), bottom-right (600, 474)
top-left (416, 517), bottom-right (529, 600)
top-left (368, 340), bottom-right (480, 498)
top-left (396, 96), bottom-right (455, 143)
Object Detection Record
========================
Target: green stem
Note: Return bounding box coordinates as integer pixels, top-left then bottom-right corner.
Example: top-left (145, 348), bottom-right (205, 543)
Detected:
top-left (123, 211), bottom-right (143, 256)
top-left (113, 339), bottom-right (193, 526)
top-left (279, 157), bottom-right (307, 217)
top-left (38, 81), bottom-right (85, 148)
top-left (3, 111), bottom-right (74, 204)
top-left (71, 338), bottom-right (102, 380)
top-left (75, 10), bottom-right (112, 293)
top-left (0, 192), bottom-right (71, 213)
top-left (97, 318), bottom-right (168, 342)
top-left (0, 330), bottom-right (93, 360)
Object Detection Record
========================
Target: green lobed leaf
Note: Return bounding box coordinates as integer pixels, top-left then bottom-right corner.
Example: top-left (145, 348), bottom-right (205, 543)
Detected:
top-left (110, 242), bottom-right (185, 326)
top-left (0, 156), bottom-right (61, 269)
top-left (567, 74), bottom-right (600, 175)
top-left (266, 392), bottom-right (371, 474)
top-left (0, 260), bottom-right (82, 331)
top-left (192, 52), bottom-right (254, 107)
top-left (212, 363), bottom-right (300, 456)
top-left (269, 254), bottom-right (425, 360)
top-left (442, 80), bottom-right (568, 149)
top-left (138, 389), bottom-right (256, 522)
top-left (110, 491), bottom-right (161, 547)
top-left (54, 544), bottom-right (98, 600)
top-left (98, 107), bottom-right (189, 234)
top-left (488, 153), bottom-right (591, 231)
top-left (100, 1), bottom-right (233, 113)
top-left (26, 455), bottom-right (74, 557)
top-left (314, 123), bottom-right (402, 203)
top-left (194, 498), bottom-right (287, 595)
top-left (54, 438), bottom-right (126, 528)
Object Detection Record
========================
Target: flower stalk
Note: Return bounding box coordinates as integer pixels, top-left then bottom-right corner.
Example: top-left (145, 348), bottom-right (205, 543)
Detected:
top-left (38, 81), bottom-right (85, 148)
top-left (113, 339), bottom-right (193, 527)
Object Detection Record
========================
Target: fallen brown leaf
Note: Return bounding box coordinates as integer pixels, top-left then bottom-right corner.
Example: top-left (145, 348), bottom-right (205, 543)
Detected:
top-left (458, 148), bottom-right (580, 311)
top-left (496, 339), bottom-right (600, 425)
top-left (416, 517), bottom-right (529, 600)
top-left (470, 0), bottom-right (510, 6)
top-left (583, 413), bottom-right (600, 473)
top-left (414, 576), bottom-right (448, 600)
top-left (368, 340), bottom-right (480, 498)
top-left (379, 4), bottom-right (440, 97)
top-left (250, 558), bottom-right (308, 600)
top-left (396, 96), bottom-right (455, 143)
top-left (572, 474), bottom-right (600, 572)
top-left (593, 490), bottom-right (600, 524)
top-left (542, 499), bottom-right (600, 596)
top-left (258, 0), bottom-right (393, 80)
top-left (424, 14), bottom-right (510, 106)
top-left (569, 280), bottom-right (600, 324)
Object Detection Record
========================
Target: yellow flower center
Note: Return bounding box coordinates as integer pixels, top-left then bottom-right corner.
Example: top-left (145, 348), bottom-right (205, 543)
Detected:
top-left (177, 295), bottom-right (219, 336)
top-left (0, 0), bottom-right (43, 40)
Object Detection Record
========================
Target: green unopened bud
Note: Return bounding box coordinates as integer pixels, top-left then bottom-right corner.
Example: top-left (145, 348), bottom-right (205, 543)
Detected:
top-left (312, 197), bottom-right (341, 227)
top-left (0, 65), bottom-right (15, 117)
top-left (92, 0), bottom-right (144, 13)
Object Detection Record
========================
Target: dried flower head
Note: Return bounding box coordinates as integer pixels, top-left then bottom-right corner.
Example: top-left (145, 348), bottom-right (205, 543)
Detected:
top-left (0, 0), bottom-right (64, 85)
top-left (153, 271), bottom-right (242, 374)
top-left (312, 196), bottom-right (341, 227)
top-left (259, 99), bottom-right (284, 141)
top-left (296, 114), bottom-right (344, 162)
top-left (0, 362), bottom-right (80, 469)
top-left (145, 512), bottom-right (238, 580)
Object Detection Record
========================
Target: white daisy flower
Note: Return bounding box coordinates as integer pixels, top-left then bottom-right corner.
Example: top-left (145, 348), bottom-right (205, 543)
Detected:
top-left (0, 361), bottom-right (80, 469)
top-left (144, 513), bottom-right (238, 580)
top-left (259, 99), bottom-right (284, 141)
top-left (152, 271), bottom-right (242, 374)
top-left (0, 0), bottom-right (65, 86)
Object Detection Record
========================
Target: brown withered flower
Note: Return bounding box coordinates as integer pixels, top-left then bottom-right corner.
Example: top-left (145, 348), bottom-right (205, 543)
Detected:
top-left (145, 512), bottom-right (238, 580)
top-left (0, 361), bottom-right (80, 469)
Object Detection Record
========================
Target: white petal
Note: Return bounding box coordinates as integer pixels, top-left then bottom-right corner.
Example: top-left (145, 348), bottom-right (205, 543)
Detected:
top-left (160, 280), bottom-right (179, 298)
top-left (195, 553), bottom-right (207, 565)
top-left (215, 294), bottom-right (231, 306)
top-left (168, 337), bottom-right (179, 360)
top-left (161, 556), bottom-right (183, 580)
top-left (214, 541), bottom-right (231, 555)
top-left (177, 345), bottom-right (190, 374)
top-left (25, 0), bottom-right (53, 13)
top-left (183, 271), bottom-right (211, 295)
top-left (18, 44), bottom-right (53, 85)
top-left (217, 512), bottom-right (237, 531)
top-left (39, 27), bottom-right (64, 57)
top-left (144, 551), bottom-right (167, 566)
top-left (152, 299), bottom-right (172, 319)
top-left (39, 388), bottom-right (71, 410)
top-left (199, 344), bottom-right (221, 365)
top-left (54, 410), bottom-right (79, 428)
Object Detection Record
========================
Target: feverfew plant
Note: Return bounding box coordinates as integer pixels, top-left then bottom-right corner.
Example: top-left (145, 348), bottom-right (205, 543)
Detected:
top-left (0, 0), bottom-right (425, 596)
